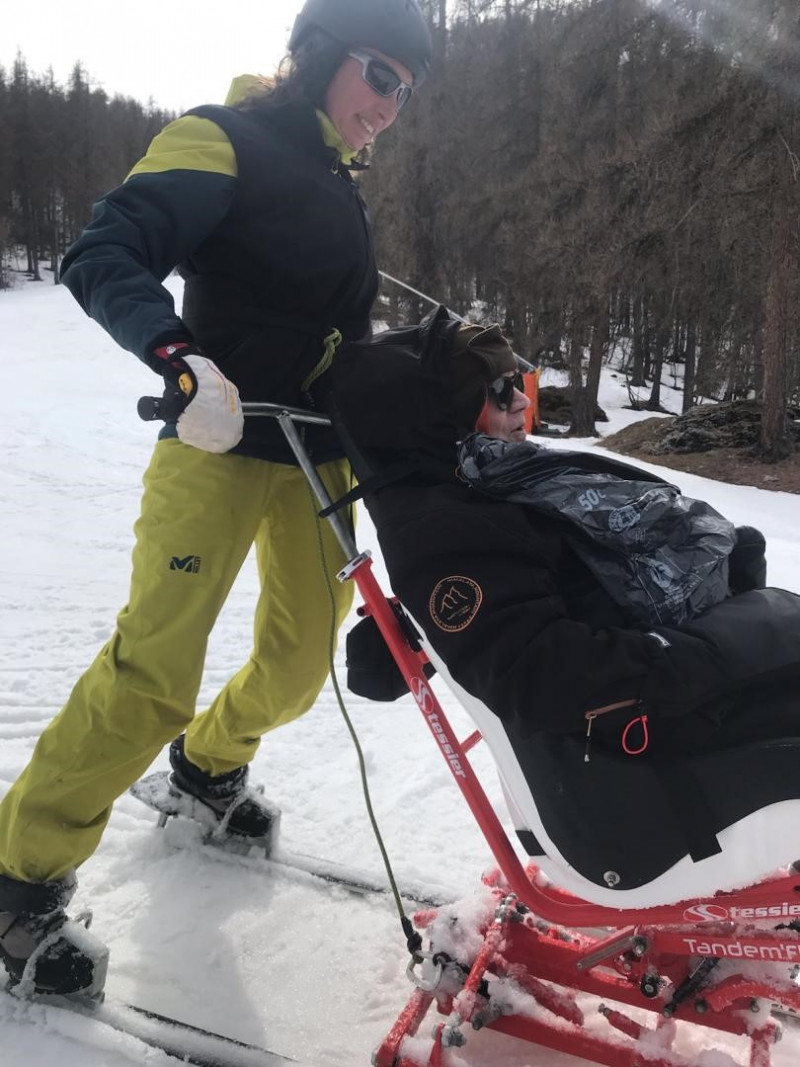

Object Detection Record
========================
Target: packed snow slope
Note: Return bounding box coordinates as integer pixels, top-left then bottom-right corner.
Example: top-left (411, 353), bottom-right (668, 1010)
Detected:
top-left (0, 277), bottom-right (799, 1067)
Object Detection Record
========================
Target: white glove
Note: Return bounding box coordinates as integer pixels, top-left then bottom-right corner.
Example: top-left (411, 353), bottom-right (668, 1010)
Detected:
top-left (176, 354), bottom-right (244, 454)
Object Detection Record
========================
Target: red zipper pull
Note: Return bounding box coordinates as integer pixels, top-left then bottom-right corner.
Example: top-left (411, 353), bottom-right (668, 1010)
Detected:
top-left (621, 712), bottom-right (650, 756)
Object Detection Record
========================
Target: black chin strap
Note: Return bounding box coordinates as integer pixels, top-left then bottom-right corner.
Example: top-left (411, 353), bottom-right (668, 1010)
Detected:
top-left (317, 460), bottom-right (418, 517)
top-left (340, 157), bottom-right (369, 174)
top-left (319, 402), bottom-right (420, 518)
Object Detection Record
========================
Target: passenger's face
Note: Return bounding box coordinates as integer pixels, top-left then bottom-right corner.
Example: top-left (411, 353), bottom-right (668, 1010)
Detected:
top-left (475, 378), bottom-right (531, 443)
top-left (324, 48), bottom-right (413, 152)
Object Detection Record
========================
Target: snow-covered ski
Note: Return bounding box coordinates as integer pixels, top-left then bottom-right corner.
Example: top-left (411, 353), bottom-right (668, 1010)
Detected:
top-left (131, 770), bottom-right (456, 907)
top-left (2, 987), bottom-right (297, 1066)
top-left (270, 848), bottom-right (454, 908)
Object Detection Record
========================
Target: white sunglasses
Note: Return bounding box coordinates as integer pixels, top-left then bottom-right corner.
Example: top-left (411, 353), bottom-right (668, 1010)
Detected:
top-left (348, 49), bottom-right (413, 110)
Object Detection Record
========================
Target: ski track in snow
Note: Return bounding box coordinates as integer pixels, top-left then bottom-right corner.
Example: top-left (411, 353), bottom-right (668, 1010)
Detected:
top-left (1, 279), bottom-right (799, 1066)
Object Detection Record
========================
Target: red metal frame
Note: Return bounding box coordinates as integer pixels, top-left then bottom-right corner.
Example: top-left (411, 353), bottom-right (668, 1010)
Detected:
top-left (347, 555), bottom-right (800, 1067)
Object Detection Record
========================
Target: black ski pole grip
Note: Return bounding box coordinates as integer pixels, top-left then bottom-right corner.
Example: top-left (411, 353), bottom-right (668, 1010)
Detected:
top-left (137, 395), bottom-right (162, 421)
top-left (137, 389), bottom-right (188, 423)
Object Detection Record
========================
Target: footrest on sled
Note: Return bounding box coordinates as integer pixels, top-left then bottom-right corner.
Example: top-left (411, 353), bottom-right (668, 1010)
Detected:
top-left (129, 770), bottom-right (280, 857)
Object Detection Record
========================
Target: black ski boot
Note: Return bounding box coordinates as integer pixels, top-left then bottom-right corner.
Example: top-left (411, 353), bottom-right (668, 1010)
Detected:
top-left (0, 871), bottom-right (108, 999)
top-left (166, 735), bottom-right (279, 849)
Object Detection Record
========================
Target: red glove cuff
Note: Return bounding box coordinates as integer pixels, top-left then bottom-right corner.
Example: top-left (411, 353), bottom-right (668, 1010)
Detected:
top-left (153, 342), bottom-right (194, 363)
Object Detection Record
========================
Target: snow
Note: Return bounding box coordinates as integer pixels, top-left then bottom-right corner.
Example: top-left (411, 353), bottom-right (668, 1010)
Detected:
top-left (1, 277), bottom-right (799, 1066)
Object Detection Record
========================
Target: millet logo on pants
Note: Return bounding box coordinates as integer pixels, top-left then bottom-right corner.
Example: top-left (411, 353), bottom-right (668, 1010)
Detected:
top-left (170, 555), bottom-right (202, 573)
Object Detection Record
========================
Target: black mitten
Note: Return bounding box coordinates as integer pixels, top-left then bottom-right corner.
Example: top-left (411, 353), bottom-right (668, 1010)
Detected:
top-left (729, 526), bottom-right (767, 594)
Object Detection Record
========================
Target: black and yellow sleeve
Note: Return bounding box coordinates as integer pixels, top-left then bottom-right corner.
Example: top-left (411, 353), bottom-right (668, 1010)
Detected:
top-left (61, 115), bottom-right (238, 365)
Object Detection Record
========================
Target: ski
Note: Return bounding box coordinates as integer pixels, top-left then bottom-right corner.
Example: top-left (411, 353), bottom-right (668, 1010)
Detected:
top-left (270, 848), bottom-right (455, 908)
top-left (3, 987), bottom-right (298, 1066)
top-left (131, 770), bottom-right (456, 908)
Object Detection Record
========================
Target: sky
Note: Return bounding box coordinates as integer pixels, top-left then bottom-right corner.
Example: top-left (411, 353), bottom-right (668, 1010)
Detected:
top-left (4, 0), bottom-right (307, 113)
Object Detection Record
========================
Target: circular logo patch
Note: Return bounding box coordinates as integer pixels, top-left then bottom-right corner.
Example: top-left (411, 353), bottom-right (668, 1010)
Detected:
top-left (429, 576), bottom-right (483, 633)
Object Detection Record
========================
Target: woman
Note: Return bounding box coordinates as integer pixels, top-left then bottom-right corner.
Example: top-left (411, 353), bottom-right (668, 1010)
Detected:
top-left (0, 0), bottom-right (432, 998)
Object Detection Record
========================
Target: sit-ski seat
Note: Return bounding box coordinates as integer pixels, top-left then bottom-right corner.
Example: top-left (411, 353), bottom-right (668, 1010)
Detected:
top-left (416, 627), bottom-right (800, 909)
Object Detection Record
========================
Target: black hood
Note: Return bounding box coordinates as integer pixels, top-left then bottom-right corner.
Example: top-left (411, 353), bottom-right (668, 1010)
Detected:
top-left (331, 305), bottom-right (484, 485)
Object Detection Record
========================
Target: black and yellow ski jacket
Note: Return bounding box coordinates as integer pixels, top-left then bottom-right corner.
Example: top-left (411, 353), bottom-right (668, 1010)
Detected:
top-left (61, 76), bottom-right (378, 463)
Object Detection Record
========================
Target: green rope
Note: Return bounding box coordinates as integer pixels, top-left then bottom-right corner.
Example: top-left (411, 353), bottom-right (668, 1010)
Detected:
top-left (301, 328), bottom-right (342, 392)
top-left (307, 481), bottom-right (416, 940)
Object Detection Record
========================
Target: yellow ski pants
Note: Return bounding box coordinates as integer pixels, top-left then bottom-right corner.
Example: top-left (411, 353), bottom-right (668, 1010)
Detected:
top-left (0, 439), bottom-right (354, 883)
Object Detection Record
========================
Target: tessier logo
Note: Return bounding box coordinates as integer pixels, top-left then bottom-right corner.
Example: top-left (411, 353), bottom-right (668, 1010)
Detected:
top-left (682, 903), bottom-right (730, 922)
top-left (410, 677), bottom-right (466, 779)
top-left (409, 675), bottom-right (435, 714)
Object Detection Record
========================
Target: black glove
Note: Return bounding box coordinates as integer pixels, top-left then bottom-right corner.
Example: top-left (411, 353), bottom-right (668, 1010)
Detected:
top-left (151, 342), bottom-right (199, 422)
top-left (729, 526), bottom-right (767, 594)
top-left (346, 614), bottom-right (436, 702)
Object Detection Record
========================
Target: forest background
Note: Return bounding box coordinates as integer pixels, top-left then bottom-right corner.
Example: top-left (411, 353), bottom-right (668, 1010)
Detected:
top-left (2, 0), bottom-right (799, 460)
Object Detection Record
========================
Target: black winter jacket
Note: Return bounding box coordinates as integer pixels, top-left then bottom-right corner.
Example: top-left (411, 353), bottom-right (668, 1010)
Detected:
top-left (62, 98), bottom-right (377, 464)
top-left (369, 480), bottom-right (800, 743)
top-left (178, 103), bottom-right (377, 462)
top-left (332, 308), bottom-right (800, 753)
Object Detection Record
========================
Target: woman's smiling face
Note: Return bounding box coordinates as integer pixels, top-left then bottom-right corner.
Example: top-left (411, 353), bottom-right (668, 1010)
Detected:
top-left (324, 48), bottom-right (413, 151)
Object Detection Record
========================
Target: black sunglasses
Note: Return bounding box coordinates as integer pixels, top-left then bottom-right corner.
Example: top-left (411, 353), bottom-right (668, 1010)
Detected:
top-left (489, 371), bottom-right (525, 410)
top-left (348, 49), bottom-right (413, 110)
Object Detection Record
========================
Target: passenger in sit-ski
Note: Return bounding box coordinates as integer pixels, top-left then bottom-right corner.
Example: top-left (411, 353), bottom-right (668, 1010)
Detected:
top-left (335, 306), bottom-right (799, 764)
top-left (335, 306), bottom-right (800, 902)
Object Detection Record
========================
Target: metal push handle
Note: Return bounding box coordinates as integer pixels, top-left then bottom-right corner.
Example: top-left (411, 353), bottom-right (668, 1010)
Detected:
top-left (137, 394), bottom-right (357, 560)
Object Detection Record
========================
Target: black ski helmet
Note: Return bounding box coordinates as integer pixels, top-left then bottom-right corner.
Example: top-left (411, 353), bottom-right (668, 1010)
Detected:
top-left (289, 0), bottom-right (433, 87)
